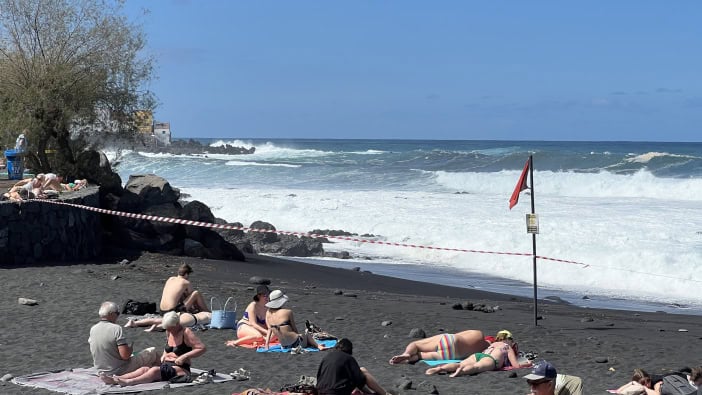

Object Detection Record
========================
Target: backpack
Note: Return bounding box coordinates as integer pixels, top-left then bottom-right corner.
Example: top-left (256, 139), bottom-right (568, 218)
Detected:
top-left (122, 299), bottom-right (157, 316)
top-left (660, 374), bottom-right (697, 395)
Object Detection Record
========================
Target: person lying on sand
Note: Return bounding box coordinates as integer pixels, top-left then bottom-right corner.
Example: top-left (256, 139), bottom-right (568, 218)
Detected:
top-left (100, 312), bottom-right (206, 386)
top-left (225, 285), bottom-right (270, 347)
top-left (124, 311), bottom-right (212, 332)
top-left (616, 367), bottom-right (702, 395)
top-left (316, 338), bottom-right (391, 395)
top-left (159, 263), bottom-right (210, 314)
top-left (389, 329), bottom-right (490, 365)
top-left (425, 329), bottom-right (531, 377)
top-left (264, 290), bottom-right (326, 351)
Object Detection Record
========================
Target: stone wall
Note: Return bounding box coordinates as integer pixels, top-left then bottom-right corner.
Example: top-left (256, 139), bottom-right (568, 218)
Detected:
top-left (0, 188), bottom-right (102, 265)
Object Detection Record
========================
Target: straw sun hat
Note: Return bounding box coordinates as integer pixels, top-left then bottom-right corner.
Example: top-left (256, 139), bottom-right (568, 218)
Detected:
top-left (265, 290), bottom-right (289, 308)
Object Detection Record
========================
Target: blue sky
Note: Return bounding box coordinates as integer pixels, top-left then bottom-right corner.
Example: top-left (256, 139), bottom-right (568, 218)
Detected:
top-left (124, 1), bottom-right (702, 141)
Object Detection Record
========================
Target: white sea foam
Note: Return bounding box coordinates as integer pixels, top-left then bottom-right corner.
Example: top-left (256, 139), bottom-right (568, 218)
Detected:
top-left (180, 185), bottom-right (702, 307)
top-left (430, 169), bottom-right (702, 201)
top-left (625, 151), bottom-right (699, 163)
top-left (225, 161), bottom-right (301, 168)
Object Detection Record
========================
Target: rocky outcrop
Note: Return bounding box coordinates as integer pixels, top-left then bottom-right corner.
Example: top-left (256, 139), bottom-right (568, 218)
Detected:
top-left (147, 139), bottom-right (255, 156)
top-left (101, 174), bottom-right (245, 261)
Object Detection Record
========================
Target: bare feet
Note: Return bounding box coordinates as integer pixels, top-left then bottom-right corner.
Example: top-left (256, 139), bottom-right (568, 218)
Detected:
top-left (115, 377), bottom-right (127, 387)
top-left (124, 319), bottom-right (136, 328)
top-left (225, 340), bottom-right (239, 348)
top-left (389, 353), bottom-right (418, 365)
top-left (98, 373), bottom-right (117, 385)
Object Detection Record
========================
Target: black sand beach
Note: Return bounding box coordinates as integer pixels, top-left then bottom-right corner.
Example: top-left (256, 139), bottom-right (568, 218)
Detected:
top-left (2, 252), bottom-right (701, 394)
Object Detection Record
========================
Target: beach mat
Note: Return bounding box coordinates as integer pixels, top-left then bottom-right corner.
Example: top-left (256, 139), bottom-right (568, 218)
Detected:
top-left (11, 367), bottom-right (233, 394)
top-left (420, 359), bottom-right (462, 366)
top-left (257, 339), bottom-right (337, 353)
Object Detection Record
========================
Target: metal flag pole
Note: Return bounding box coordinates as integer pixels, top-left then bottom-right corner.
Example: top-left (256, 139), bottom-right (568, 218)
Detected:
top-left (528, 155), bottom-right (538, 326)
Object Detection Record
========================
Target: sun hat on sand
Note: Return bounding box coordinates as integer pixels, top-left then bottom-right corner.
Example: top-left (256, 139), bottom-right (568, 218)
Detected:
top-left (265, 290), bottom-right (289, 308)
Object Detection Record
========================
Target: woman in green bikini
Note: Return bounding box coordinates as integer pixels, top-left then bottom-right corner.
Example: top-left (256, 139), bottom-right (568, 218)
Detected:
top-left (425, 330), bottom-right (531, 377)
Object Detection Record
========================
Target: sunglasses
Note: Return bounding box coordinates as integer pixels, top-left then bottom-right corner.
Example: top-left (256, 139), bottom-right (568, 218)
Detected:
top-left (527, 379), bottom-right (552, 386)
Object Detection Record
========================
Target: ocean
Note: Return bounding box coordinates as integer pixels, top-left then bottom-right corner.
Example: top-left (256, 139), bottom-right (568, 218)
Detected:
top-left (107, 139), bottom-right (702, 315)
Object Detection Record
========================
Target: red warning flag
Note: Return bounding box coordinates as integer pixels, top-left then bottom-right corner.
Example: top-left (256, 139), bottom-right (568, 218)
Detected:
top-left (509, 159), bottom-right (530, 210)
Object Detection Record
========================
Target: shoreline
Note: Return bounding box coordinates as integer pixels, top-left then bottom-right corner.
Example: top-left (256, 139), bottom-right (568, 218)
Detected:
top-left (2, 252), bottom-right (702, 394)
top-left (293, 256), bottom-right (702, 316)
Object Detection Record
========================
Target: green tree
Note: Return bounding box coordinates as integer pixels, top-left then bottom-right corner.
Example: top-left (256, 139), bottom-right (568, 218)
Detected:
top-left (0, 0), bottom-right (154, 176)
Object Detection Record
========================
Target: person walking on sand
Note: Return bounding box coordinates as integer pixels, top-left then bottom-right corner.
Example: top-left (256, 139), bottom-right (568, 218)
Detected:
top-left (89, 301), bottom-right (160, 375)
top-left (264, 290), bottom-right (326, 350)
top-left (225, 285), bottom-right (270, 347)
top-left (425, 329), bottom-right (531, 377)
top-left (389, 329), bottom-right (491, 365)
top-left (316, 338), bottom-right (391, 395)
top-left (159, 263), bottom-right (209, 314)
top-left (101, 312), bottom-right (206, 386)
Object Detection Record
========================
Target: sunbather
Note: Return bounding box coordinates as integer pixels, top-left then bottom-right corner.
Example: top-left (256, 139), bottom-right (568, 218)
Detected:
top-left (124, 311), bottom-right (212, 332)
top-left (225, 285), bottom-right (270, 347)
top-left (263, 290), bottom-right (325, 351)
top-left (425, 329), bottom-right (530, 376)
top-left (389, 329), bottom-right (491, 365)
top-left (159, 263), bottom-right (210, 314)
top-left (100, 312), bottom-right (206, 386)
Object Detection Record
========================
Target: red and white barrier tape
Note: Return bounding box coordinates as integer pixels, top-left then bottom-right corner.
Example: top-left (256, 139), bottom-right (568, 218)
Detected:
top-left (33, 199), bottom-right (587, 267)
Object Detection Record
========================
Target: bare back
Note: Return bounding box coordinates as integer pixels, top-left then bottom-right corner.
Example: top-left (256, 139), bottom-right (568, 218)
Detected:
top-left (160, 276), bottom-right (192, 312)
top-left (266, 308), bottom-right (299, 346)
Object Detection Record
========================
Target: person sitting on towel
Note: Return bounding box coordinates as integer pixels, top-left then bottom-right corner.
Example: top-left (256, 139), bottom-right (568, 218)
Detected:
top-left (159, 263), bottom-right (210, 314)
top-left (225, 285), bottom-right (271, 347)
top-left (263, 289), bottom-right (325, 350)
top-left (100, 312), bottom-right (206, 386)
top-left (316, 338), bottom-right (390, 395)
top-left (425, 329), bottom-right (531, 376)
top-left (88, 301), bottom-right (160, 376)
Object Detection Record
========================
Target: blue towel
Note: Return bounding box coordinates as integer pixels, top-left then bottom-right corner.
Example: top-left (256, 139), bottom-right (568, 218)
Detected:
top-left (421, 359), bottom-right (462, 366)
top-left (257, 339), bottom-right (337, 353)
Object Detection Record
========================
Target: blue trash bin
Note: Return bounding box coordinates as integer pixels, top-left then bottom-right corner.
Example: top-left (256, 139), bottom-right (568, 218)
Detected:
top-left (4, 149), bottom-right (24, 180)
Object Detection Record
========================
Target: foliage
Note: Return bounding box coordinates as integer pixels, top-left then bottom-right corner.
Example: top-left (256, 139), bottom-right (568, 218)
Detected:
top-left (0, 0), bottom-right (155, 176)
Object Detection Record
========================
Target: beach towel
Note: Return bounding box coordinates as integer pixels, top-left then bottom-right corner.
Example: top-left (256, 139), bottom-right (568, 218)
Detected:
top-left (257, 339), bottom-right (337, 353)
top-left (420, 359), bottom-right (529, 371)
top-left (237, 339), bottom-right (280, 349)
top-left (11, 367), bottom-right (233, 394)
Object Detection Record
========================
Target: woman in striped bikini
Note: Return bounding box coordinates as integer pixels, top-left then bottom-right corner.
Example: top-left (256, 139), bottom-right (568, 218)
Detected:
top-left (389, 329), bottom-right (490, 365)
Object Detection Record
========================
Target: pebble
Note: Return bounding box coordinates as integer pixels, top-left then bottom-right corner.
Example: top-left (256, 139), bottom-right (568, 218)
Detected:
top-left (119, 259), bottom-right (129, 265)
top-left (344, 293), bottom-right (358, 298)
top-left (18, 298), bottom-right (38, 306)
top-left (395, 377), bottom-right (412, 390)
top-left (409, 328), bottom-right (426, 339)
top-left (678, 329), bottom-right (689, 332)
top-left (333, 290), bottom-right (343, 295)
top-left (351, 267), bottom-right (361, 271)
top-left (416, 380), bottom-right (439, 394)
top-left (335, 317), bottom-right (344, 321)
top-left (580, 317), bottom-right (594, 322)
top-left (111, 275), bottom-right (120, 280)
top-left (1, 373), bottom-right (13, 382)
top-left (248, 276), bottom-right (271, 285)
top-left (595, 357), bottom-right (608, 363)
top-left (381, 320), bottom-right (392, 327)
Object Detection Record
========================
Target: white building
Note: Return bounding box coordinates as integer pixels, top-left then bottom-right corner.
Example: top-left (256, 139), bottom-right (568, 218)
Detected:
top-left (153, 122), bottom-right (171, 146)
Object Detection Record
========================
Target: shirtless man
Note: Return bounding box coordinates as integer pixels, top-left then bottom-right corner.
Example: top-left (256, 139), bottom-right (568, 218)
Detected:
top-left (159, 263), bottom-right (210, 314)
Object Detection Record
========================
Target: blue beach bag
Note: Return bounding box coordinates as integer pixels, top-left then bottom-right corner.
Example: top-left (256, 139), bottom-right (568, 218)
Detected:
top-left (210, 297), bottom-right (237, 329)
